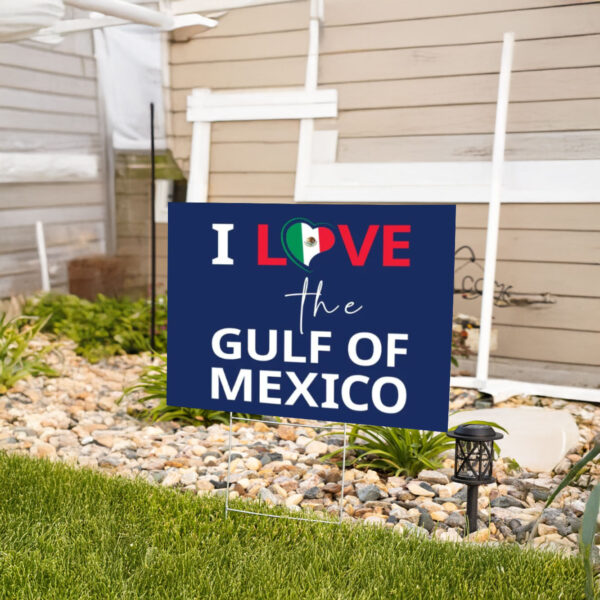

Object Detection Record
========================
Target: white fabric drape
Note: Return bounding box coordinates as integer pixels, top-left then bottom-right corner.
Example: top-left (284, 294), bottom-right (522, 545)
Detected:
top-left (94, 23), bottom-right (166, 150)
top-left (0, 0), bottom-right (64, 42)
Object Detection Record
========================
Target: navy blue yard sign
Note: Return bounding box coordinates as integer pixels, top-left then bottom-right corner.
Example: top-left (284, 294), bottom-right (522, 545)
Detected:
top-left (168, 203), bottom-right (456, 432)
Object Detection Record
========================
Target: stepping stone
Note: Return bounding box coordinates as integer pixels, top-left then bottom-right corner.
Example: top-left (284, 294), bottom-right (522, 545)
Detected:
top-left (448, 406), bottom-right (579, 473)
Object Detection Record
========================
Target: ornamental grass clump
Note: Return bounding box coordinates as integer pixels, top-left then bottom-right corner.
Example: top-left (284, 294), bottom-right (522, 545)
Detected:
top-left (121, 355), bottom-right (256, 425)
top-left (24, 293), bottom-right (167, 362)
top-left (0, 313), bottom-right (56, 394)
top-left (324, 425), bottom-right (456, 477)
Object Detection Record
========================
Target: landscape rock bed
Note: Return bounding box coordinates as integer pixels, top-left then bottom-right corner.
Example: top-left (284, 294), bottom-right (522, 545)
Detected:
top-left (1, 338), bottom-right (598, 554)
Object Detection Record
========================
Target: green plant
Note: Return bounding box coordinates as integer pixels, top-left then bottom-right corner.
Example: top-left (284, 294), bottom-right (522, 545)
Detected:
top-left (24, 293), bottom-right (167, 363)
top-left (324, 421), bottom-right (506, 477)
top-left (324, 425), bottom-right (455, 477)
top-left (529, 434), bottom-right (600, 599)
top-left (582, 484), bottom-right (600, 600)
top-left (0, 313), bottom-right (57, 394)
top-left (121, 355), bottom-right (256, 426)
top-left (504, 457), bottom-right (522, 475)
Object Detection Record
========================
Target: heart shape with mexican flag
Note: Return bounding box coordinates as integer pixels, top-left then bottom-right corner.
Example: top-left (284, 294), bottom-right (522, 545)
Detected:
top-left (281, 218), bottom-right (336, 271)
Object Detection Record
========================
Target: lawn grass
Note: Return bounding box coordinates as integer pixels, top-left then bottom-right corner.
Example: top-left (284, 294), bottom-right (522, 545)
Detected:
top-left (0, 453), bottom-right (586, 600)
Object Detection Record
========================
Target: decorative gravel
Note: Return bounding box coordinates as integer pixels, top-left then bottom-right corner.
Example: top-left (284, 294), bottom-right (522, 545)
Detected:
top-left (1, 337), bottom-right (599, 554)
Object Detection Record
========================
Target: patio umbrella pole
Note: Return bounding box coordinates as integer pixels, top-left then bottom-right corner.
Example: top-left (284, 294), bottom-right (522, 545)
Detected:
top-left (150, 102), bottom-right (156, 353)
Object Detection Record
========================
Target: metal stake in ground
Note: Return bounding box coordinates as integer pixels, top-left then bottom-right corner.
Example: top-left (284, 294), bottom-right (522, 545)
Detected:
top-left (149, 102), bottom-right (157, 352)
top-left (447, 424), bottom-right (504, 534)
top-left (225, 416), bottom-right (350, 525)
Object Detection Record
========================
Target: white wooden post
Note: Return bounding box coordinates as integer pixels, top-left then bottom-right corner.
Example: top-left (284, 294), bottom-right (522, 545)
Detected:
top-left (475, 32), bottom-right (515, 384)
top-left (186, 89), bottom-right (211, 203)
top-left (294, 0), bottom-right (322, 201)
top-left (35, 221), bottom-right (51, 292)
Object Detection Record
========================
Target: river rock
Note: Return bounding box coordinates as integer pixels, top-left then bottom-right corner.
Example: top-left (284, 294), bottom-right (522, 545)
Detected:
top-left (30, 441), bottom-right (56, 459)
top-left (259, 487), bottom-right (280, 506)
top-left (305, 440), bottom-right (328, 456)
top-left (277, 425), bottom-right (296, 441)
top-left (303, 486), bottom-right (324, 499)
top-left (357, 484), bottom-right (383, 502)
top-left (408, 481), bottom-right (436, 497)
top-left (418, 470), bottom-right (450, 485)
top-left (285, 493), bottom-right (303, 507)
top-left (445, 512), bottom-right (466, 529)
top-left (491, 495), bottom-right (526, 509)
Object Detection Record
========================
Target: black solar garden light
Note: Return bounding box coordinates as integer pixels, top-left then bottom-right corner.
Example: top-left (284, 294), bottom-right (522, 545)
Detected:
top-left (447, 424), bottom-right (504, 533)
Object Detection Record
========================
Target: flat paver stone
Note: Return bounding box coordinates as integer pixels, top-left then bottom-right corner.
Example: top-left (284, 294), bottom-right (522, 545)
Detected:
top-left (448, 406), bottom-right (580, 472)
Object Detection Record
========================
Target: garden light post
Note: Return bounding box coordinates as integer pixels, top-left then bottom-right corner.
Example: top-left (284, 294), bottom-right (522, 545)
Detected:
top-left (447, 424), bottom-right (503, 534)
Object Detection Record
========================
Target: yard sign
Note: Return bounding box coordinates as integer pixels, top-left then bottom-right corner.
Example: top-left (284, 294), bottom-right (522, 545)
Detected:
top-left (168, 203), bottom-right (455, 431)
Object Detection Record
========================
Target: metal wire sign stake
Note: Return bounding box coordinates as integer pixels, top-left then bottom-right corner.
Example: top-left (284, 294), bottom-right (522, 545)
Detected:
top-left (225, 414), bottom-right (349, 525)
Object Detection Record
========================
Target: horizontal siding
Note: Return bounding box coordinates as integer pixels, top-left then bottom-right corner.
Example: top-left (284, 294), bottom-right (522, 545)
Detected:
top-left (332, 68), bottom-right (600, 110)
top-left (454, 229), bottom-right (599, 264)
top-left (170, 34), bottom-right (600, 91)
top-left (0, 87), bottom-right (97, 116)
top-left (174, 130), bottom-right (600, 165)
top-left (337, 131), bottom-right (600, 162)
top-left (324, 0), bottom-right (584, 25)
top-left (453, 296), bottom-right (600, 332)
top-left (0, 205), bottom-right (105, 229)
top-left (0, 108), bottom-right (99, 134)
top-left (454, 260), bottom-right (600, 298)
top-left (0, 64), bottom-right (96, 98)
top-left (0, 182), bottom-right (106, 209)
top-left (319, 4), bottom-right (600, 54)
top-left (0, 131), bottom-right (102, 154)
top-left (211, 142), bottom-right (299, 172)
top-left (316, 99), bottom-right (600, 137)
top-left (0, 43), bottom-right (96, 78)
top-left (209, 173), bottom-right (296, 197)
top-left (0, 32), bottom-right (106, 299)
top-left (493, 326), bottom-right (600, 366)
top-left (0, 222), bottom-right (105, 255)
top-left (171, 56), bottom-right (305, 90)
top-left (171, 29), bottom-right (308, 63)
top-left (197, 1), bottom-right (309, 37)
top-left (168, 0), bottom-right (600, 376)
top-left (456, 203), bottom-right (600, 230)
top-left (319, 35), bottom-right (600, 83)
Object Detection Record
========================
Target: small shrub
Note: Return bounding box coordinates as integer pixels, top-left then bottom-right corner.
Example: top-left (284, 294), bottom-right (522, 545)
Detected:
top-left (24, 293), bottom-right (167, 363)
top-left (121, 355), bottom-right (256, 425)
top-left (0, 313), bottom-right (57, 394)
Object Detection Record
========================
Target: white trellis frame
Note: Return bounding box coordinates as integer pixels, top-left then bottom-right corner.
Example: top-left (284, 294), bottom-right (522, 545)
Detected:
top-left (185, 1), bottom-right (600, 404)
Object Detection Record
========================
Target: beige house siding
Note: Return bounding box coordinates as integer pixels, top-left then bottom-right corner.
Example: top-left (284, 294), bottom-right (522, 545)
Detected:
top-left (0, 23), bottom-right (108, 298)
top-left (168, 0), bottom-right (600, 380)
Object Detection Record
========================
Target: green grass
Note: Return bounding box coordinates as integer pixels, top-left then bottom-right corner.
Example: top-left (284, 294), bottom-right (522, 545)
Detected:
top-left (0, 454), bottom-right (586, 600)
